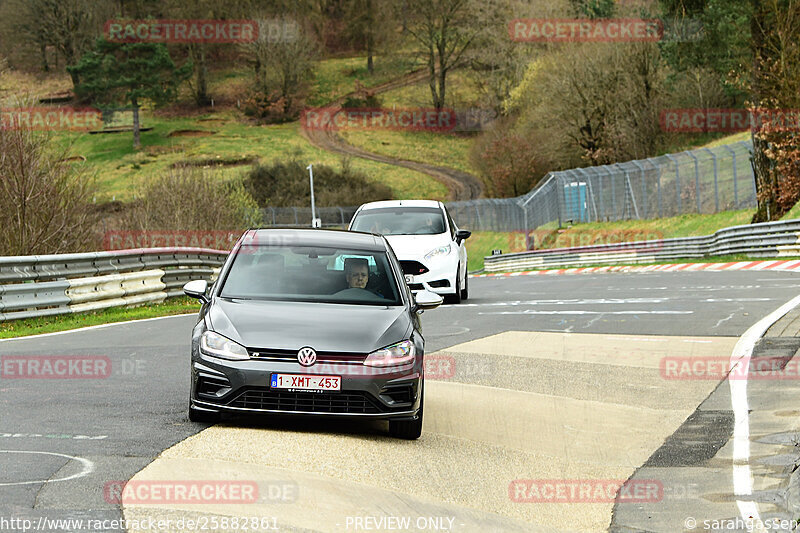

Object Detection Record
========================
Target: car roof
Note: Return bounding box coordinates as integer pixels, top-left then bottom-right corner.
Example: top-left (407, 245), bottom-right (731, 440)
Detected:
top-left (239, 228), bottom-right (386, 252)
top-left (357, 200), bottom-right (443, 210)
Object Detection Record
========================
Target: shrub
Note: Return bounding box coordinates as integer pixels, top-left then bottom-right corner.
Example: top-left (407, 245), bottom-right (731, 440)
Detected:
top-left (470, 119), bottom-right (550, 197)
top-left (242, 91), bottom-right (303, 124)
top-left (121, 168), bottom-right (261, 231)
top-left (243, 157), bottom-right (393, 207)
top-left (0, 127), bottom-right (98, 255)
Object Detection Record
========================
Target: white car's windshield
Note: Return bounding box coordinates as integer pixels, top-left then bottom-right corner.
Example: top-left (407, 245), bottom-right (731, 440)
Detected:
top-left (351, 207), bottom-right (446, 236)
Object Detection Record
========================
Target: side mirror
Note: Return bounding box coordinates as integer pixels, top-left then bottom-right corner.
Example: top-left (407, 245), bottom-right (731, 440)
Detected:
top-left (183, 279), bottom-right (209, 303)
top-left (414, 290), bottom-right (443, 312)
top-left (456, 229), bottom-right (471, 244)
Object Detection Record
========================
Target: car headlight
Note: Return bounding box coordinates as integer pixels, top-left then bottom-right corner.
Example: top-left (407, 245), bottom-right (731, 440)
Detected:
top-left (364, 340), bottom-right (416, 367)
top-left (424, 244), bottom-right (451, 260)
top-left (200, 331), bottom-right (250, 361)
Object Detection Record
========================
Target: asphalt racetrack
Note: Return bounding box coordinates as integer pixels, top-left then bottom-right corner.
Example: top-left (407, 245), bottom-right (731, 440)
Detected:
top-left (2, 269), bottom-right (800, 532)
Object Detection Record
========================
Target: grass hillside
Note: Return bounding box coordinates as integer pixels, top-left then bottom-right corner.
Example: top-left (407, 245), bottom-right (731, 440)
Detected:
top-left (59, 112), bottom-right (447, 202)
top-left (338, 129), bottom-right (478, 176)
top-left (14, 55), bottom-right (453, 203)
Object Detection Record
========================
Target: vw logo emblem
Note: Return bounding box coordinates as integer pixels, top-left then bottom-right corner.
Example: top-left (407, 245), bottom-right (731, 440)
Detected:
top-left (297, 347), bottom-right (317, 367)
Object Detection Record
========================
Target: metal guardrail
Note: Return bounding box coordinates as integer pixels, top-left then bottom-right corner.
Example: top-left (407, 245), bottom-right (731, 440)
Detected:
top-left (483, 219), bottom-right (800, 272)
top-left (0, 248), bottom-right (228, 321)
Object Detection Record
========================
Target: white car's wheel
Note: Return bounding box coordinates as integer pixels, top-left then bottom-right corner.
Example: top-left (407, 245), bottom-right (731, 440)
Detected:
top-left (445, 265), bottom-right (462, 304)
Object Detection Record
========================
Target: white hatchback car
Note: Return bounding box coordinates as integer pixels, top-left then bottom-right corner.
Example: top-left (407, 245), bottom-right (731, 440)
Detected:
top-left (348, 200), bottom-right (471, 303)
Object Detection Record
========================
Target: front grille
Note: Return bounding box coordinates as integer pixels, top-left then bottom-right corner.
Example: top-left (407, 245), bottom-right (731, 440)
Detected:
top-left (400, 260), bottom-right (429, 275)
top-left (408, 283), bottom-right (424, 291)
top-left (248, 348), bottom-right (366, 363)
top-left (228, 388), bottom-right (384, 414)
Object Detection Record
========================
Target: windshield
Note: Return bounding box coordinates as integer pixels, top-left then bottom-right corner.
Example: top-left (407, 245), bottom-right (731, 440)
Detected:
top-left (219, 245), bottom-right (401, 306)
top-left (350, 207), bottom-right (446, 236)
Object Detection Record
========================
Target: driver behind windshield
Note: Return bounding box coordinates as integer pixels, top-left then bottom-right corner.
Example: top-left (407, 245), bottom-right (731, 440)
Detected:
top-left (344, 257), bottom-right (370, 289)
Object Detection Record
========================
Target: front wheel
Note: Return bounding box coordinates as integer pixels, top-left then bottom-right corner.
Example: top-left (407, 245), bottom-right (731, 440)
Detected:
top-left (389, 388), bottom-right (423, 440)
top-left (445, 265), bottom-right (462, 304)
top-left (460, 271), bottom-right (469, 301)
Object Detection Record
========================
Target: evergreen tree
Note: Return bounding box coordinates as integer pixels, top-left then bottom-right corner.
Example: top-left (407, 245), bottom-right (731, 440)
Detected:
top-left (68, 39), bottom-right (192, 148)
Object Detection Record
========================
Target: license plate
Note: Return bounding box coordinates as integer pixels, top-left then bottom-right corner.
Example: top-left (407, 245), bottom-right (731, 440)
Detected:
top-left (404, 274), bottom-right (414, 283)
top-left (270, 373), bottom-right (341, 391)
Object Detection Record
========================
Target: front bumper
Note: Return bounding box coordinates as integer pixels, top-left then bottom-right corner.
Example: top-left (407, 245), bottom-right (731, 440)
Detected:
top-left (190, 352), bottom-right (423, 421)
top-left (402, 255), bottom-right (458, 296)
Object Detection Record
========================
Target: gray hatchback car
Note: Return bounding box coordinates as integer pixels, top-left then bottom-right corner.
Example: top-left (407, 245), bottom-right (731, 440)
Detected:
top-left (182, 228), bottom-right (442, 439)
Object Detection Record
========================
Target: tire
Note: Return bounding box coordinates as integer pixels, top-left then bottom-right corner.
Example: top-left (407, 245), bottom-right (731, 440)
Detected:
top-left (445, 265), bottom-right (462, 304)
top-left (188, 402), bottom-right (220, 423)
top-left (460, 271), bottom-right (469, 301)
top-left (389, 387), bottom-right (423, 440)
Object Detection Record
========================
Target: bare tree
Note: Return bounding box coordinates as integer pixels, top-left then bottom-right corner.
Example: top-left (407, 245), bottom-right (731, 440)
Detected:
top-left (0, 127), bottom-right (97, 255)
top-left (243, 16), bottom-right (317, 114)
top-left (343, 0), bottom-right (395, 74)
top-left (749, 0), bottom-right (800, 221)
top-left (403, 0), bottom-right (483, 110)
top-left (510, 42), bottom-right (668, 169)
top-left (464, 0), bottom-right (532, 113)
top-left (12, 0), bottom-right (109, 87)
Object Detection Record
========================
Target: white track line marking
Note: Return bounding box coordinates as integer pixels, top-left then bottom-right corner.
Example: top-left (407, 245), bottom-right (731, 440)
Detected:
top-left (0, 450), bottom-right (95, 486)
top-left (728, 294), bottom-right (800, 531)
top-left (479, 310), bottom-right (691, 316)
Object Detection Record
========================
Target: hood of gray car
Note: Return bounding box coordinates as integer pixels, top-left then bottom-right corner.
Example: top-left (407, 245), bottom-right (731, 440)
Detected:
top-left (207, 298), bottom-right (411, 353)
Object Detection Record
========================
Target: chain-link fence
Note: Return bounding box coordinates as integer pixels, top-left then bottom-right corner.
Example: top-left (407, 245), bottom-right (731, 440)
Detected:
top-left (261, 140), bottom-right (756, 233)
top-left (450, 140), bottom-right (756, 232)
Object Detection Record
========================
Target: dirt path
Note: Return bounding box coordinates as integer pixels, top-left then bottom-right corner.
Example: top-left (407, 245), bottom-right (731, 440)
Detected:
top-left (302, 69), bottom-right (484, 201)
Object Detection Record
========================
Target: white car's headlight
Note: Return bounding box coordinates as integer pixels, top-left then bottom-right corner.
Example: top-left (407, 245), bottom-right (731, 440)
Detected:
top-left (424, 244), bottom-right (451, 260)
top-left (364, 340), bottom-right (416, 367)
top-left (200, 331), bottom-right (250, 360)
